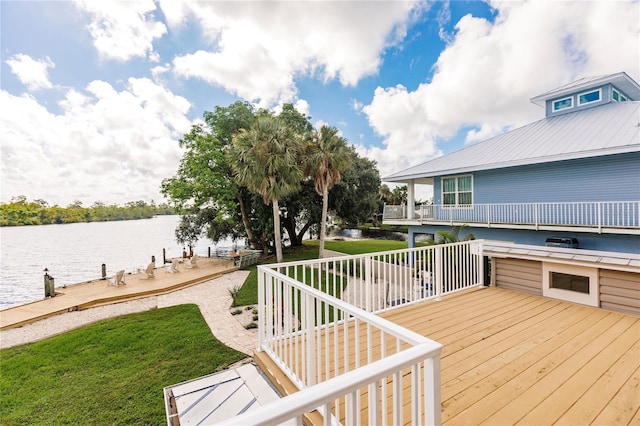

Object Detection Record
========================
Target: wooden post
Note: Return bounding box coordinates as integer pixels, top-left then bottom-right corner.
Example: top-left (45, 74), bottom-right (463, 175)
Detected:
top-left (101, 264), bottom-right (106, 280)
top-left (163, 248), bottom-right (166, 264)
top-left (151, 255), bottom-right (155, 264)
top-left (208, 247), bottom-right (211, 258)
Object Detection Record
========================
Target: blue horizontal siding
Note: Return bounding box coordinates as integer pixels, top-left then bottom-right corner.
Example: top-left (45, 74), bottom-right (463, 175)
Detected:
top-left (472, 152), bottom-right (640, 204)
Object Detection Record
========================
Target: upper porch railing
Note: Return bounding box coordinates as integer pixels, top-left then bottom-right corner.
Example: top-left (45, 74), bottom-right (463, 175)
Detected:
top-left (226, 241), bottom-right (484, 425)
top-left (383, 201), bottom-right (640, 231)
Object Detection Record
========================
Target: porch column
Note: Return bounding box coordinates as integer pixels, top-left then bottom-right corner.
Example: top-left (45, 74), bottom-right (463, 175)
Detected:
top-left (407, 180), bottom-right (415, 220)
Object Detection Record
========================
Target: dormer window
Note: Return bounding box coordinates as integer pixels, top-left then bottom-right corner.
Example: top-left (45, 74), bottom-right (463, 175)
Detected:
top-left (552, 96), bottom-right (573, 112)
top-left (612, 88), bottom-right (628, 102)
top-left (577, 88), bottom-right (601, 106)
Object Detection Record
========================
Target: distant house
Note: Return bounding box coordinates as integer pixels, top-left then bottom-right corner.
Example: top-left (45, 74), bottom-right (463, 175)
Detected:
top-left (383, 71), bottom-right (640, 254)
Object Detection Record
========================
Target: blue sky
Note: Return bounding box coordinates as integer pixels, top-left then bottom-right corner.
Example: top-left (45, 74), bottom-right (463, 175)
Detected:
top-left (1, 0), bottom-right (638, 206)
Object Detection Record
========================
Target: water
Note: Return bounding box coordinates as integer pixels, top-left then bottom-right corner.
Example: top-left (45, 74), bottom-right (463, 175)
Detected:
top-left (0, 216), bottom-right (236, 310)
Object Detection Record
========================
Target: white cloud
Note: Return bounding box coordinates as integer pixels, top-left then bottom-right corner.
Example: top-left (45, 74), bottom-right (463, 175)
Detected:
top-left (464, 124), bottom-right (507, 145)
top-left (5, 54), bottom-right (55, 91)
top-left (165, 0), bottom-right (423, 106)
top-left (293, 99), bottom-right (310, 118)
top-left (73, 0), bottom-right (167, 62)
top-left (362, 0), bottom-right (640, 178)
top-left (0, 79), bottom-right (192, 206)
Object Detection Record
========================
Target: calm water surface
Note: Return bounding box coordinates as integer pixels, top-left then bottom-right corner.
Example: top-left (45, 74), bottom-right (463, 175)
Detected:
top-left (0, 216), bottom-right (234, 310)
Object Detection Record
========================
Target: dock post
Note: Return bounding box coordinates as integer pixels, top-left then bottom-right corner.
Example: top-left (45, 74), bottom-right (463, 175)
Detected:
top-left (163, 248), bottom-right (166, 264)
top-left (208, 247), bottom-right (211, 258)
top-left (101, 264), bottom-right (106, 280)
top-left (44, 268), bottom-right (55, 298)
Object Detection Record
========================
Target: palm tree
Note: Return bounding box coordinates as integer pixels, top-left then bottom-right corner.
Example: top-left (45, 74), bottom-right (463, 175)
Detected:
top-left (433, 225), bottom-right (475, 244)
top-left (304, 125), bottom-right (352, 258)
top-left (228, 115), bottom-right (303, 263)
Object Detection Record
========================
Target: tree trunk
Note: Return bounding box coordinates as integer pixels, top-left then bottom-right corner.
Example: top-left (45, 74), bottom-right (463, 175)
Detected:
top-left (272, 198), bottom-right (283, 263)
top-left (237, 193), bottom-right (260, 248)
top-left (296, 221), bottom-right (311, 245)
top-left (319, 184), bottom-right (328, 259)
top-left (281, 215), bottom-right (303, 246)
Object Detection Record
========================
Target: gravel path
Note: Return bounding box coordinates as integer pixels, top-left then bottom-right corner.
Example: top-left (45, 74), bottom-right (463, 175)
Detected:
top-left (0, 271), bottom-right (257, 355)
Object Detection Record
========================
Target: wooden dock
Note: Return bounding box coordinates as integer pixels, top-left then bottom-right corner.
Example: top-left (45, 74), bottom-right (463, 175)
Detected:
top-left (0, 258), bottom-right (238, 331)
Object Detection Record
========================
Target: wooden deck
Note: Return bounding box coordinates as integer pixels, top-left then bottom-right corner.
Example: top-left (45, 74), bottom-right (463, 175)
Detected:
top-left (255, 287), bottom-right (640, 425)
top-left (0, 258), bottom-right (237, 330)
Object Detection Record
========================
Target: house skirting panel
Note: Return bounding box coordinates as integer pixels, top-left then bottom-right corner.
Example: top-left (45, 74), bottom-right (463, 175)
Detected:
top-left (599, 269), bottom-right (640, 316)
top-left (493, 257), bottom-right (640, 316)
top-left (494, 258), bottom-right (542, 296)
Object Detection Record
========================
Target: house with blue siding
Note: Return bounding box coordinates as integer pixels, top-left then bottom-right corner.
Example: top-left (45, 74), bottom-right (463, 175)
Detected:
top-left (383, 71), bottom-right (640, 254)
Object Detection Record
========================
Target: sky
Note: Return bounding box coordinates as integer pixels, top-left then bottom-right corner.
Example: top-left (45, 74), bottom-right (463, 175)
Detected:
top-left (1, 0), bottom-right (638, 207)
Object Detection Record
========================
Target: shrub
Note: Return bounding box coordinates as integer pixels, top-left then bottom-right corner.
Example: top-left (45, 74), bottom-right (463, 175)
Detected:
top-left (228, 285), bottom-right (242, 307)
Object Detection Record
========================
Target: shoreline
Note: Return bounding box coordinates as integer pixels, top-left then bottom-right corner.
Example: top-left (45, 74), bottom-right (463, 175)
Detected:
top-left (0, 271), bottom-right (257, 355)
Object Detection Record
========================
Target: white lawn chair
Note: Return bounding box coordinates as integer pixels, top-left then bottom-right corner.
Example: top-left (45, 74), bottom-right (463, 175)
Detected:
top-left (138, 262), bottom-right (155, 279)
top-left (165, 259), bottom-right (180, 273)
top-left (184, 254), bottom-right (198, 269)
top-left (107, 270), bottom-right (126, 286)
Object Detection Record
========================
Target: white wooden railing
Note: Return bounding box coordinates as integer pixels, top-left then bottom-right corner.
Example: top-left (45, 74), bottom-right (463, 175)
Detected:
top-left (226, 241), bottom-right (484, 425)
top-left (383, 201), bottom-right (640, 231)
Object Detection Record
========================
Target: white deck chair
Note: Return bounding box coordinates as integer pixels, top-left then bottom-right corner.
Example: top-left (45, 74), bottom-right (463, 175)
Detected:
top-left (138, 262), bottom-right (155, 279)
top-left (165, 259), bottom-right (180, 273)
top-left (107, 270), bottom-right (126, 286)
top-left (184, 254), bottom-right (198, 269)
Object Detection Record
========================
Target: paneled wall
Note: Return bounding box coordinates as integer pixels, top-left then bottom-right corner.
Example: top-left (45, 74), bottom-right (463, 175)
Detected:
top-left (494, 258), bottom-right (542, 296)
top-left (599, 269), bottom-right (640, 316)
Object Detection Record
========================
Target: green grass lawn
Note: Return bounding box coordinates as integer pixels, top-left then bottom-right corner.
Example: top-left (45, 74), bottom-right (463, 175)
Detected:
top-left (0, 239), bottom-right (413, 425)
top-left (0, 305), bottom-right (246, 425)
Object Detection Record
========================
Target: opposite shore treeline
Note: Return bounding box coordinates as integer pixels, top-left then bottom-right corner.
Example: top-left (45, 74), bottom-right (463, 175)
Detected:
top-left (0, 196), bottom-right (175, 227)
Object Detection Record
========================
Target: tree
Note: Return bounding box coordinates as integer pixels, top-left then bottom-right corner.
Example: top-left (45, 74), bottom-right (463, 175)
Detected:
top-left (280, 180), bottom-right (322, 246)
top-left (161, 123), bottom-right (241, 245)
top-left (304, 125), bottom-right (352, 258)
top-left (330, 149), bottom-right (381, 227)
top-left (431, 225), bottom-right (476, 244)
top-left (228, 115), bottom-right (303, 262)
top-left (161, 103), bottom-right (279, 250)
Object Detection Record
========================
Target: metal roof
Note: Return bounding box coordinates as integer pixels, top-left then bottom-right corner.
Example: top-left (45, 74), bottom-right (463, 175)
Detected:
top-left (530, 71), bottom-right (640, 106)
top-left (484, 240), bottom-right (640, 272)
top-left (384, 100), bottom-right (640, 182)
top-left (164, 363), bottom-right (295, 426)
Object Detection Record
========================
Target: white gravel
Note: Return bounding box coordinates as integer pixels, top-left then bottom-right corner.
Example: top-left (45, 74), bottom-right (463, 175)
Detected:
top-left (0, 271), bottom-right (256, 354)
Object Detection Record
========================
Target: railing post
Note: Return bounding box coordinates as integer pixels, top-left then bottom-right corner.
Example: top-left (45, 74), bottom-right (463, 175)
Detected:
top-left (598, 202), bottom-right (602, 234)
top-left (486, 204), bottom-right (490, 227)
top-left (424, 356), bottom-right (442, 426)
top-left (435, 247), bottom-right (442, 300)
top-left (365, 256), bottom-right (372, 312)
top-left (305, 292), bottom-right (316, 386)
top-left (257, 269), bottom-right (266, 351)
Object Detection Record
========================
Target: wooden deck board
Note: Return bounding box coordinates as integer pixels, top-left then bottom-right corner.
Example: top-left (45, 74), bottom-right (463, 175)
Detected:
top-left (0, 258), bottom-right (237, 330)
top-left (258, 287), bottom-right (640, 425)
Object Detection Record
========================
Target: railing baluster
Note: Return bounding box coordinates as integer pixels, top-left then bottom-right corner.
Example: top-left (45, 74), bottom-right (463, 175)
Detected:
top-left (412, 363), bottom-right (420, 426)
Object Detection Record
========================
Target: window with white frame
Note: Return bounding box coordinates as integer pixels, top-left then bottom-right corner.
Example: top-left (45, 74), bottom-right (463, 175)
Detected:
top-left (542, 262), bottom-right (599, 307)
top-left (577, 88), bottom-right (602, 106)
top-left (612, 88), bottom-right (628, 102)
top-left (552, 96), bottom-right (573, 112)
top-left (442, 175), bottom-right (472, 206)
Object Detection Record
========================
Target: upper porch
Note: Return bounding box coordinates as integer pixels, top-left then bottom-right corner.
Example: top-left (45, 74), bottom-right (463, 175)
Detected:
top-left (383, 201), bottom-right (640, 235)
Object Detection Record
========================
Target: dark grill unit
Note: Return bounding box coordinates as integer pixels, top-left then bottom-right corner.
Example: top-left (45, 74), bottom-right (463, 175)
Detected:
top-left (545, 237), bottom-right (579, 249)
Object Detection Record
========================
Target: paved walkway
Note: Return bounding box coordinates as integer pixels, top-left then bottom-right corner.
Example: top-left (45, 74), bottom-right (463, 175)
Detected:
top-left (0, 269), bottom-right (257, 355)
